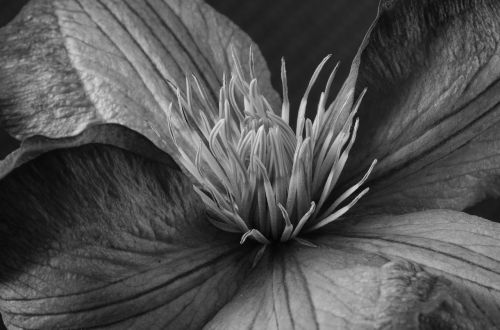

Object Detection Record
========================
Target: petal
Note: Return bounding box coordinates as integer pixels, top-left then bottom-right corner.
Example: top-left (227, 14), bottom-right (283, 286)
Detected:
top-left (0, 141), bottom-right (252, 328)
top-left (207, 210), bottom-right (500, 329)
top-left (0, 0), bottom-right (278, 149)
top-left (333, 209), bottom-right (500, 328)
top-left (345, 0), bottom-right (500, 213)
top-left (0, 124), bottom-right (175, 181)
top-left (206, 243), bottom-right (389, 329)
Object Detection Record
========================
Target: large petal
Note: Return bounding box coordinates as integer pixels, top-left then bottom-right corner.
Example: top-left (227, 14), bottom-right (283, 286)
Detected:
top-left (334, 210), bottom-right (500, 328)
top-left (0, 140), bottom-right (253, 329)
top-left (206, 243), bottom-right (390, 329)
top-left (0, 0), bottom-right (278, 154)
top-left (207, 210), bottom-right (500, 329)
top-left (344, 0), bottom-right (500, 214)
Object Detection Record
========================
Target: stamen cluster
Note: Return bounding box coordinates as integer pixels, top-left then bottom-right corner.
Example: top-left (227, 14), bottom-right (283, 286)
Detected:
top-left (161, 49), bottom-right (376, 245)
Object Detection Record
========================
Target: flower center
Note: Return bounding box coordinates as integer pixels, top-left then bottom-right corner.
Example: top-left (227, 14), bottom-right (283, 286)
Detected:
top-left (158, 48), bottom-right (376, 245)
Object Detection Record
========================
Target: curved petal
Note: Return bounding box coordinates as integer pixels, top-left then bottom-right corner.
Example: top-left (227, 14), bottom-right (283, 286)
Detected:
top-left (343, 0), bottom-right (500, 214)
top-left (207, 210), bottom-right (500, 329)
top-left (0, 142), bottom-right (252, 329)
top-left (333, 209), bottom-right (500, 328)
top-left (0, 0), bottom-right (279, 154)
top-left (0, 124), bottom-right (175, 180)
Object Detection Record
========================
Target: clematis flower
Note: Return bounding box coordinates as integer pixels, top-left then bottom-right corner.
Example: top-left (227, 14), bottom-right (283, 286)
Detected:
top-left (0, 0), bottom-right (500, 328)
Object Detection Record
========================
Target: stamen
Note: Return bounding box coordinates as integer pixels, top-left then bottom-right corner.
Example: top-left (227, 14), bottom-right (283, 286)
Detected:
top-left (252, 245), bottom-right (267, 268)
top-left (241, 229), bottom-right (271, 245)
top-left (281, 58), bottom-right (290, 124)
top-left (291, 202), bottom-right (316, 238)
top-left (307, 188), bottom-right (370, 232)
top-left (278, 203), bottom-right (294, 242)
top-left (320, 159), bottom-right (378, 217)
top-left (296, 55), bottom-right (332, 138)
top-left (161, 47), bottom-right (376, 245)
top-left (295, 237), bottom-right (318, 248)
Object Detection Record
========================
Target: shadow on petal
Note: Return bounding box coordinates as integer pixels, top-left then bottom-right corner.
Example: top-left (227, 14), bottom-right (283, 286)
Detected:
top-left (465, 197), bottom-right (500, 222)
top-left (0, 129), bottom-right (18, 160)
top-left (0, 142), bottom-right (253, 329)
top-left (343, 0), bottom-right (500, 215)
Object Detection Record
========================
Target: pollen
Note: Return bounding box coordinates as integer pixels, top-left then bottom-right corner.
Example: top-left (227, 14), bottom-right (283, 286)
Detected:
top-left (158, 48), bottom-right (376, 245)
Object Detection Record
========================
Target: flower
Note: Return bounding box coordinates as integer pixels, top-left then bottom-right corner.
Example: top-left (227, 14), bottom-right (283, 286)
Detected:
top-left (1, 0), bottom-right (500, 329)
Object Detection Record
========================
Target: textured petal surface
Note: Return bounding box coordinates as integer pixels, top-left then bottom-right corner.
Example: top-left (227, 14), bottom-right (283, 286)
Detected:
top-left (0, 142), bottom-right (252, 329)
top-left (344, 0), bottom-right (500, 214)
top-left (0, 124), bottom-right (175, 181)
top-left (334, 209), bottom-right (500, 328)
top-left (0, 0), bottom-right (278, 155)
top-left (207, 210), bottom-right (500, 329)
top-left (206, 243), bottom-right (389, 330)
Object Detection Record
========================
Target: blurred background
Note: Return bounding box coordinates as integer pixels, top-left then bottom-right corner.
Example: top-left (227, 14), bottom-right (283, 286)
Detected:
top-left (0, 0), bottom-right (498, 327)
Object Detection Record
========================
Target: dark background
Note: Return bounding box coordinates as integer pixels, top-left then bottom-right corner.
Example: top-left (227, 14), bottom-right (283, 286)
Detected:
top-left (0, 0), bottom-right (498, 328)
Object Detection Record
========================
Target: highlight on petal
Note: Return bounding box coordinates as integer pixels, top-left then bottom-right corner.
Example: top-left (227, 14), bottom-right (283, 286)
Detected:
top-left (154, 48), bottom-right (377, 244)
top-left (330, 209), bottom-right (500, 328)
top-left (0, 139), bottom-right (252, 329)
